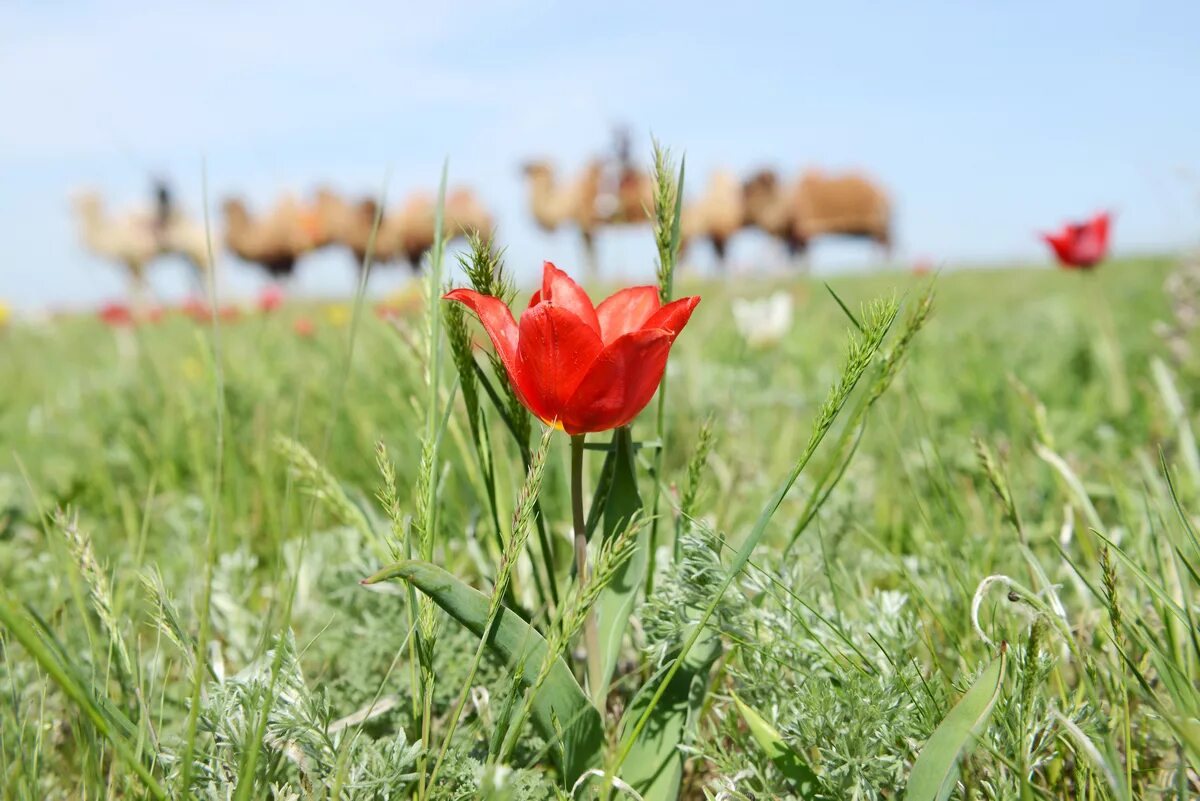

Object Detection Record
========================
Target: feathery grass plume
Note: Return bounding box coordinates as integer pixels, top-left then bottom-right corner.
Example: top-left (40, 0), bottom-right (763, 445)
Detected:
top-left (459, 233), bottom-right (515, 306)
top-left (443, 295), bottom-right (479, 438)
top-left (803, 298), bottom-right (899, 460)
top-left (462, 238), bottom-right (532, 451)
top-left (141, 567), bottom-right (196, 672)
top-left (374, 442), bottom-right (407, 561)
top-left (786, 292), bottom-right (923, 551)
top-left (867, 284), bottom-right (933, 404)
top-left (1018, 616), bottom-right (1047, 716)
top-left (54, 509), bottom-right (135, 692)
top-left (494, 427), bottom-right (555, 613)
top-left (650, 138), bottom-right (685, 303)
top-left (974, 436), bottom-right (1024, 538)
top-left (1099, 546), bottom-right (1125, 648)
top-left (275, 435), bottom-right (376, 545)
top-left (679, 416), bottom-right (716, 530)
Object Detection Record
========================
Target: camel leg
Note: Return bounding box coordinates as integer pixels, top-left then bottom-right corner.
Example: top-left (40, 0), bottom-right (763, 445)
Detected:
top-left (878, 230), bottom-right (894, 264)
top-left (712, 237), bottom-right (728, 276)
top-left (128, 264), bottom-right (159, 315)
top-left (788, 238), bottom-right (811, 274)
top-left (582, 230), bottom-right (598, 281)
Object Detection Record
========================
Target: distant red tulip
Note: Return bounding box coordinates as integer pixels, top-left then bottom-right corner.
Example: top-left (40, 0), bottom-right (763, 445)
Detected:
top-left (98, 302), bottom-right (134, 327)
top-left (1042, 211), bottom-right (1111, 270)
top-left (219, 304), bottom-right (241, 322)
top-left (258, 286), bottom-right (285, 313)
top-left (445, 261), bottom-right (700, 435)
top-left (293, 316), bottom-right (316, 337)
top-left (181, 297), bottom-right (209, 321)
top-left (144, 306), bottom-right (166, 324)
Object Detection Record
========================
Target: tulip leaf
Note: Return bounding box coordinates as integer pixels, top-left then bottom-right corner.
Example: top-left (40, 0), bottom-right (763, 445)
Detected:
top-left (363, 560), bottom-right (602, 783)
top-left (731, 692), bottom-right (823, 794)
top-left (905, 645), bottom-right (1008, 801)
top-left (591, 426), bottom-right (645, 707)
top-left (615, 628), bottom-right (720, 800)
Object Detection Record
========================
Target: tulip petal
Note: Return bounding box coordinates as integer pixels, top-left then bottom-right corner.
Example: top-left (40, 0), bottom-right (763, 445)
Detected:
top-left (518, 301), bottom-right (605, 425)
top-left (595, 285), bottom-right (661, 344)
top-left (640, 295), bottom-right (701, 340)
top-left (562, 329), bottom-right (673, 434)
top-left (444, 287), bottom-right (523, 392)
top-left (541, 261), bottom-right (600, 337)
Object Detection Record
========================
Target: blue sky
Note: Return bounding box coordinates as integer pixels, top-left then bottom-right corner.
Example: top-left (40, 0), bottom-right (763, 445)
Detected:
top-left (2, 0), bottom-right (1198, 307)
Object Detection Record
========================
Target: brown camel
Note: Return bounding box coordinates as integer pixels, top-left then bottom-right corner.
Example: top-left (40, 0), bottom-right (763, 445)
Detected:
top-left (522, 160), bottom-right (606, 276)
top-left (71, 191), bottom-right (161, 300)
top-left (603, 126), bottom-right (654, 225)
top-left (71, 188), bottom-right (213, 300)
top-left (679, 169), bottom-right (747, 269)
top-left (312, 188), bottom-right (396, 266)
top-left (222, 195), bottom-right (320, 278)
top-left (315, 187), bottom-right (494, 272)
top-left (743, 169), bottom-right (892, 267)
top-left (376, 187), bottom-right (495, 271)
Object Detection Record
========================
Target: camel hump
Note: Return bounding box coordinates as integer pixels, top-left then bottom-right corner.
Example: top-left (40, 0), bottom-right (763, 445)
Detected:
top-left (794, 170), bottom-right (891, 237)
top-left (710, 169), bottom-right (740, 194)
top-left (398, 192), bottom-right (436, 215)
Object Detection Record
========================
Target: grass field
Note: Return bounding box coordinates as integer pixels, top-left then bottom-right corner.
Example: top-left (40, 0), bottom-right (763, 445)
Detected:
top-left (2, 250), bottom-right (1198, 799)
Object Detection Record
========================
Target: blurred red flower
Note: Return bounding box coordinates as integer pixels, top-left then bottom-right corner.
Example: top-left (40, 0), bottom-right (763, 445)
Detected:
top-left (258, 286), bottom-right (285, 313)
top-left (1042, 211), bottom-right (1111, 270)
top-left (293, 316), bottom-right (316, 337)
top-left (445, 261), bottom-right (699, 434)
top-left (181, 297), bottom-right (209, 321)
top-left (98, 302), bottom-right (134, 327)
top-left (219, 304), bottom-right (241, 322)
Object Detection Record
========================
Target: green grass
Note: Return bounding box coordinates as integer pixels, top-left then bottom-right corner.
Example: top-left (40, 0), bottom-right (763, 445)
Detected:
top-left (1, 254), bottom-right (1198, 799)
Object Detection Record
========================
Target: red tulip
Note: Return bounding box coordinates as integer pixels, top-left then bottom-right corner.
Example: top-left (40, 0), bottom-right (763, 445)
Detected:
top-left (445, 261), bottom-right (699, 435)
top-left (258, 285), bottom-right (285, 313)
top-left (98, 302), bottom-right (134, 327)
top-left (1042, 211), bottom-right (1111, 270)
top-left (218, 304), bottom-right (241, 322)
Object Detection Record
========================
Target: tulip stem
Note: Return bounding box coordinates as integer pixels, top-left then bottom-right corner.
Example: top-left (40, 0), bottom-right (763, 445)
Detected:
top-left (571, 433), bottom-right (603, 703)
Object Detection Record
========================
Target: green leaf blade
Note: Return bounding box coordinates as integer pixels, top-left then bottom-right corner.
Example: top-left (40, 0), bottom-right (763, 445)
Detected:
top-left (364, 559), bottom-right (603, 783)
top-left (906, 645), bottom-right (1008, 801)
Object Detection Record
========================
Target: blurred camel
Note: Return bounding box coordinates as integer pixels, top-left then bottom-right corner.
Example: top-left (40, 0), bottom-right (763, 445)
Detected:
top-left (313, 188), bottom-right (395, 265)
top-left (222, 195), bottom-right (320, 278)
top-left (378, 188), bottom-right (495, 271)
top-left (680, 169), bottom-right (747, 269)
top-left (522, 160), bottom-right (605, 276)
top-left (72, 187), bottom-right (212, 299)
top-left (602, 128), bottom-right (654, 225)
top-left (743, 169), bottom-right (892, 267)
top-left (314, 187), bottom-right (494, 272)
top-left (71, 191), bottom-right (161, 300)
top-left (152, 181), bottom-right (213, 286)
